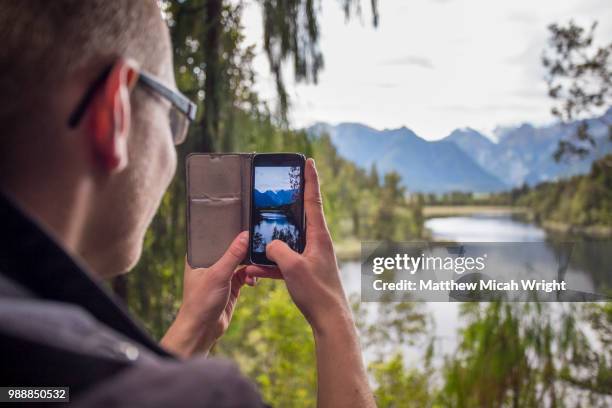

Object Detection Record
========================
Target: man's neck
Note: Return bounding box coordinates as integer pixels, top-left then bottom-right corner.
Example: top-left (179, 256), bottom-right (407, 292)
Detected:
top-left (0, 177), bottom-right (91, 260)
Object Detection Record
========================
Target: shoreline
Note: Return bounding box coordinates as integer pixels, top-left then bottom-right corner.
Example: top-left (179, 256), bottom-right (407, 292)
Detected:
top-left (424, 205), bottom-right (611, 238)
top-left (422, 205), bottom-right (529, 218)
top-left (541, 220), bottom-right (612, 239)
top-left (335, 206), bottom-right (610, 261)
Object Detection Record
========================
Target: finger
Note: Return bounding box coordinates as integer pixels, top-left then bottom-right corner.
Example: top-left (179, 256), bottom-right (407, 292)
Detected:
top-left (233, 266), bottom-right (248, 285)
top-left (211, 231), bottom-right (249, 280)
top-left (245, 275), bottom-right (257, 286)
top-left (235, 267), bottom-right (256, 287)
top-left (266, 240), bottom-right (303, 273)
top-left (245, 265), bottom-right (284, 280)
top-left (304, 158), bottom-right (328, 235)
top-left (230, 267), bottom-right (247, 297)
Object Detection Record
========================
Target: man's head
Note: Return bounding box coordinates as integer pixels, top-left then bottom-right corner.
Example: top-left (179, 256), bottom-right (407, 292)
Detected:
top-left (0, 0), bottom-right (179, 277)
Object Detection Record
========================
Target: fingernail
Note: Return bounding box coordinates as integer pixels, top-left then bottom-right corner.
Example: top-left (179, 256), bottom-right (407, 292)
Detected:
top-left (240, 231), bottom-right (248, 244)
top-left (311, 158), bottom-right (316, 169)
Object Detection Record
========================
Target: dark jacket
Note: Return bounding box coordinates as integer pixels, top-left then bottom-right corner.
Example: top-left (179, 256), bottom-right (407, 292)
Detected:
top-left (0, 193), bottom-right (266, 407)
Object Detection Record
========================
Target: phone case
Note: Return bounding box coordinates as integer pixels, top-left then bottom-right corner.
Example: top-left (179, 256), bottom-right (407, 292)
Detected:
top-left (186, 153), bottom-right (254, 268)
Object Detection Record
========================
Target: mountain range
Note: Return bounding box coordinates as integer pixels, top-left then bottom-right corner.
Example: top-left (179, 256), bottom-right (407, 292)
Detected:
top-left (254, 189), bottom-right (297, 207)
top-left (309, 108), bottom-right (612, 193)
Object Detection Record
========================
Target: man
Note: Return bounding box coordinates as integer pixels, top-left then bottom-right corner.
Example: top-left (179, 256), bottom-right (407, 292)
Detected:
top-left (0, 1), bottom-right (375, 407)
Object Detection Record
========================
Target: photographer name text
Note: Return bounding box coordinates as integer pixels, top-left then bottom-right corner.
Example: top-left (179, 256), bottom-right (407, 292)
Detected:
top-left (373, 279), bottom-right (567, 293)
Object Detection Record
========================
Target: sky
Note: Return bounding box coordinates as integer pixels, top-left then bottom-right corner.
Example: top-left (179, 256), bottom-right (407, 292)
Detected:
top-left (240, 0), bottom-right (612, 140)
top-left (255, 166), bottom-right (293, 191)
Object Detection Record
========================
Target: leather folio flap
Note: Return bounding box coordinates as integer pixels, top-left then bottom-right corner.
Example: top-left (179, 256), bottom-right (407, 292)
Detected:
top-left (186, 153), bottom-right (253, 268)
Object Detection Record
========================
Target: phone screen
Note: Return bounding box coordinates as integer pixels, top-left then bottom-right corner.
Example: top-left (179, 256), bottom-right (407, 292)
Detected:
top-left (250, 154), bottom-right (305, 265)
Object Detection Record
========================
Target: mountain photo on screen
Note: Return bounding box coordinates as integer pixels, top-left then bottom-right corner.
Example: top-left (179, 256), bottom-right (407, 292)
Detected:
top-left (252, 166), bottom-right (301, 253)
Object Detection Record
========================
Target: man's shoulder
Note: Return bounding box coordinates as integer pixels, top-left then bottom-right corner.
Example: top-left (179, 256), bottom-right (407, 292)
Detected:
top-left (0, 294), bottom-right (266, 407)
top-left (0, 294), bottom-right (154, 361)
top-left (72, 357), bottom-right (266, 407)
top-left (0, 294), bottom-right (158, 392)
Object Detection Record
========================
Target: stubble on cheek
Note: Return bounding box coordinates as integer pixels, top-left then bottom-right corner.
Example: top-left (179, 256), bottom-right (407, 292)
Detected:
top-left (144, 133), bottom-right (177, 226)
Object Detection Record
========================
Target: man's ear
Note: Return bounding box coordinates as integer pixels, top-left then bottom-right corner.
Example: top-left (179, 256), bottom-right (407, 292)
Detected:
top-left (86, 58), bottom-right (139, 174)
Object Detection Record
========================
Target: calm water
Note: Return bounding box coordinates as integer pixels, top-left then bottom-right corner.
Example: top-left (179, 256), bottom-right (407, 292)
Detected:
top-left (338, 213), bottom-right (609, 363)
top-left (253, 212), bottom-right (298, 252)
top-left (425, 214), bottom-right (546, 242)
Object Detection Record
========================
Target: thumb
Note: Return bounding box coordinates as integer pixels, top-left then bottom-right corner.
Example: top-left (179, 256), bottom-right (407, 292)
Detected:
top-left (266, 240), bottom-right (302, 273)
top-left (210, 231), bottom-right (249, 280)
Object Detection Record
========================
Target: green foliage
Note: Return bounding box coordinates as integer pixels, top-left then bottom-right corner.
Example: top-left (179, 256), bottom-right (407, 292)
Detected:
top-left (351, 296), bottom-right (438, 407)
top-left (352, 299), bottom-right (612, 408)
top-left (216, 280), bottom-right (317, 407)
top-left (440, 303), bottom-right (534, 407)
top-left (259, 0), bottom-right (378, 118)
top-left (370, 353), bottom-right (433, 408)
top-left (560, 303), bottom-right (612, 401)
top-left (439, 302), bottom-right (612, 408)
top-left (417, 186), bottom-right (529, 207)
top-left (542, 20), bottom-right (612, 161)
top-left (163, 0), bottom-right (262, 151)
top-left (516, 155), bottom-right (612, 228)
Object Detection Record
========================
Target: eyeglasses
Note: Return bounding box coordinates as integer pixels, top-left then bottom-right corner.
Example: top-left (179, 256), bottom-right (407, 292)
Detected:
top-left (68, 66), bottom-right (197, 145)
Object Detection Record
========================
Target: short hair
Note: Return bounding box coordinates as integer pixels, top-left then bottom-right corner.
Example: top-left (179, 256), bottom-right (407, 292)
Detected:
top-left (0, 0), bottom-right (169, 135)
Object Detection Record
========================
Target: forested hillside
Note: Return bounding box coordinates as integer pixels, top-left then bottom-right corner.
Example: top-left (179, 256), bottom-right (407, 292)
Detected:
top-left (516, 154), bottom-right (612, 235)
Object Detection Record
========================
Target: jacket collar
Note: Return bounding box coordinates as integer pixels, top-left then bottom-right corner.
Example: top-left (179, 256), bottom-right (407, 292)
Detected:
top-left (0, 192), bottom-right (172, 357)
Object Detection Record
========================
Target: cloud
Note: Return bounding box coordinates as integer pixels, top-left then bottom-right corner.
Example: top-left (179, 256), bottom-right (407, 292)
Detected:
top-left (511, 86), bottom-right (550, 100)
top-left (380, 55), bottom-right (434, 69)
top-left (504, 39), bottom-right (543, 66)
top-left (373, 82), bottom-right (397, 89)
top-left (434, 104), bottom-right (543, 113)
top-left (506, 11), bottom-right (539, 24)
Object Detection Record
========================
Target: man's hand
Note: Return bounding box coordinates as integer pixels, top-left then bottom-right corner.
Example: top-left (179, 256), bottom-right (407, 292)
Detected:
top-left (161, 232), bottom-right (255, 358)
top-left (245, 158), bottom-right (375, 407)
top-left (245, 158), bottom-right (350, 335)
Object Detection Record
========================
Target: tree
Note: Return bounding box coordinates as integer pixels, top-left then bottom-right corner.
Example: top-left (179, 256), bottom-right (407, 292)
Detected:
top-left (370, 353), bottom-right (433, 407)
top-left (164, 0), bottom-right (378, 152)
top-left (289, 165), bottom-right (300, 200)
top-left (440, 302), bottom-right (612, 407)
top-left (369, 163), bottom-right (380, 188)
top-left (164, 0), bottom-right (261, 152)
top-left (373, 172), bottom-right (405, 241)
top-left (542, 20), bottom-right (612, 161)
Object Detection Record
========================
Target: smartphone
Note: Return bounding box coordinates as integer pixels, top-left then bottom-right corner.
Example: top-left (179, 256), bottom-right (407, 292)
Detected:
top-left (249, 153), bottom-right (306, 265)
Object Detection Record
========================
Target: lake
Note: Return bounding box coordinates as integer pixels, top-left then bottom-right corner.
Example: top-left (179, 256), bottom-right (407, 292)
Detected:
top-left (425, 213), bottom-right (546, 242)
top-left (253, 211), bottom-right (298, 252)
top-left (338, 212), bottom-right (609, 364)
